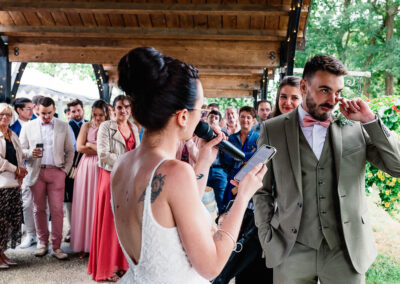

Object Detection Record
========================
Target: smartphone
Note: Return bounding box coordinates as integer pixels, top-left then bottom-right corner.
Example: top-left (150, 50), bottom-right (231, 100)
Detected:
top-left (234, 144), bottom-right (277, 182)
top-left (35, 143), bottom-right (44, 158)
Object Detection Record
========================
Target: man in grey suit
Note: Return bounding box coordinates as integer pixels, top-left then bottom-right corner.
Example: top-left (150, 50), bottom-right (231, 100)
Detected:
top-left (254, 55), bottom-right (400, 283)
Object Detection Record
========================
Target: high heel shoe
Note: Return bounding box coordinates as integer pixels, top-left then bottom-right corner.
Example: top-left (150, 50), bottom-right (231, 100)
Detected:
top-left (3, 259), bottom-right (17, 266)
top-left (0, 262), bottom-right (9, 269)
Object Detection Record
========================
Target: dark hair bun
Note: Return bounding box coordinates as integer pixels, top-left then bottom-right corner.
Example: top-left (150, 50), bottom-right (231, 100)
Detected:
top-left (118, 47), bottom-right (199, 131)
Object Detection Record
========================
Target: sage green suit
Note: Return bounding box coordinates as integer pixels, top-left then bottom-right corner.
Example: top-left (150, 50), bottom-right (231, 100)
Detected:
top-left (253, 108), bottom-right (400, 276)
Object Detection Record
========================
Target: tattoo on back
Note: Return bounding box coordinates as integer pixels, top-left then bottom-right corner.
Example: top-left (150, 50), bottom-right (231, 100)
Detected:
top-left (197, 173), bottom-right (204, 180)
top-left (138, 173), bottom-right (166, 203)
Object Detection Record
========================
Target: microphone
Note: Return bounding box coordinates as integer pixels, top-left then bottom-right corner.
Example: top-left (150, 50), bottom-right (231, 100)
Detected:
top-left (194, 121), bottom-right (245, 161)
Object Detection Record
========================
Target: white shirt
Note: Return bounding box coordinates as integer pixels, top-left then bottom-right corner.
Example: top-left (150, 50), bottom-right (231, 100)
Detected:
top-left (18, 118), bottom-right (29, 127)
top-left (298, 105), bottom-right (328, 160)
top-left (39, 118), bottom-right (55, 166)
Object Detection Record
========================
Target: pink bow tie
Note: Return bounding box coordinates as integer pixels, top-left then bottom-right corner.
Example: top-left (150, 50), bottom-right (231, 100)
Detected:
top-left (41, 122), bottom-right (53, 126)
top-left (302, 114), bottom-right (330, 128)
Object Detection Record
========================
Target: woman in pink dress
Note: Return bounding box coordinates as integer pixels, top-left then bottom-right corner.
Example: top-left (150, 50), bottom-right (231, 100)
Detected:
top-left (70, 100), bottom-right (109, 256)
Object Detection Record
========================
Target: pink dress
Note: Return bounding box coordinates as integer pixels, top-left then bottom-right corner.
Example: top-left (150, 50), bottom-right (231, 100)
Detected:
top-left (70, 124), bottom-right (100, 253)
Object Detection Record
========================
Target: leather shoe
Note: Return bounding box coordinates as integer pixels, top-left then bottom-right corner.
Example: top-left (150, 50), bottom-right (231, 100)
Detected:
top-left (0, 262), bottom-right (9, 269)
top-left (19, 234), bottom-right (37, 249)
top-left (52, 248), bottom-right (68, 260)
top-left (34, 244), bottom-right (48, 257)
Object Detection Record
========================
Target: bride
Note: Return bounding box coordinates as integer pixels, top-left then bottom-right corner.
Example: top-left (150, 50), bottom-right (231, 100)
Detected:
top-left (111, 47), bottom-right (267, 283)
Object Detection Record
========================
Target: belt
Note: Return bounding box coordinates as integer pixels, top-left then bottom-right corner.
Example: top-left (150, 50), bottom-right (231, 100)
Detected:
top-left (40, 165), bottom-right (59, 169)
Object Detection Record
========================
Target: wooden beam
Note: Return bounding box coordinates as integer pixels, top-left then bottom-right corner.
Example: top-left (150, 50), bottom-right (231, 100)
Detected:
top-left (200, 74), bottom-right (260, 90)
top-left (0, 1), bottom-right (309, 16)
top-left (0, 25), bottom-right (290, 41)
top-left (7, 38), bottom-right (281, 68)
top-left (204, 89), bottom-right (253, 98)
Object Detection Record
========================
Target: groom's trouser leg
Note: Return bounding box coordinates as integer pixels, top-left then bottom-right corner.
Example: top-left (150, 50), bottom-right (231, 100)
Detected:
top-left (274, 241), bottom-right (365, 284)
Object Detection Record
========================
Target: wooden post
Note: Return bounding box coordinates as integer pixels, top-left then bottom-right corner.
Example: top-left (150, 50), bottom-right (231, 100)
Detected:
top-left (0, 38), bottom-right (11, 102)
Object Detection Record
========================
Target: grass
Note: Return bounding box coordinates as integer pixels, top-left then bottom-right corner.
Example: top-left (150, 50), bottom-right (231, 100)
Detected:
top-left (366, 254), bottom-right (400, 284)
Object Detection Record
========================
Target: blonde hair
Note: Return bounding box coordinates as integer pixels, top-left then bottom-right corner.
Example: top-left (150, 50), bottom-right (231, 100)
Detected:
top-left (0, 103), bottom-right (17, 122)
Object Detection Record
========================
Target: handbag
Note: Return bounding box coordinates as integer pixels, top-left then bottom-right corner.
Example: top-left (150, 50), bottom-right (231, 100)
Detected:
top-left (68, 152), bottom-right (82, 179)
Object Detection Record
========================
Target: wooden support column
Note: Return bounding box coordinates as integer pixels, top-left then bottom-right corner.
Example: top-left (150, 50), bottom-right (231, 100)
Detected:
top-left (280, 0), bottom-right (303, 79)
top-left (92, 64), bottom-right (111, 103)
top-left (0, 38), bottom-right (11, 102)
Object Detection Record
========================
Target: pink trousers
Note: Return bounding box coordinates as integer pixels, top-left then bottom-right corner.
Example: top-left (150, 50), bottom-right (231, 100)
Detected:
top-left (31, 168), bottom-right (66, 250)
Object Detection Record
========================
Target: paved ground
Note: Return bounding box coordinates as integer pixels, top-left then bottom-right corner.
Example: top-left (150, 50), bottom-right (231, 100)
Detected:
top-left (2, 192), bottom-right (399, 283)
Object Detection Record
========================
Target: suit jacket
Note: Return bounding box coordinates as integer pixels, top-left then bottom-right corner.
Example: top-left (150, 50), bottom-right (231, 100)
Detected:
top-left (9, 120), bottom-right (22, 137)
top-left (253, 108), bottom-right (400, 273)
top-left (97, 120), bottom-right (140, 171)
top-left (20, 118), bottom-right (75, 187)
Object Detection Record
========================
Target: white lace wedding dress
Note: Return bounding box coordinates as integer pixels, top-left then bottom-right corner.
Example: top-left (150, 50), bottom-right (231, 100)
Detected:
top-left (112, 159), bottom-right (210, 283)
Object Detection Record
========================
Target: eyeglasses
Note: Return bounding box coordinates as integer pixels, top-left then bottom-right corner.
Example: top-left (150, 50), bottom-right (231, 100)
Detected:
top-left (116, 105), bottom-right (131, 111)
top-left (0, 113), bottom-right (12, 118)
top-left (23, 107), bottom-right (33, 111)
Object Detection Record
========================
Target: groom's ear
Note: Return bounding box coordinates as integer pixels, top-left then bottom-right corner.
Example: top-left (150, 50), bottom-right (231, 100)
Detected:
top-left (300, 79), bottom-right (308, 96)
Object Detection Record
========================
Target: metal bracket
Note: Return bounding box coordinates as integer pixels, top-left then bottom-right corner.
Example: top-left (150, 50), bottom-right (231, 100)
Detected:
top-left (280, 0), bottom-right (303, 80)
top-left (92, 64), bottom-right (111, 103)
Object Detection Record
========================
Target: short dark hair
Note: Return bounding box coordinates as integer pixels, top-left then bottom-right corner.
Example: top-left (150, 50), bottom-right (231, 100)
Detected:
top-left (257, 100), bottom-right (272, 109)
top-left (14, 97), bottom-right (32, 113)
top-left (272, 76), bottom-right (301, 118)
top-left (239, 106), bottom-right (256, 118)
top-left (64, 108), bottom-right (70, 114)
top-left (32, 95), bottom-right (44, 106)
top-left (302, 55), bottom-right (347, 82)
top-left (207, 110), bottom-right (222, 121)
top-left (38, 97), bottom-right (55, 108)
top-left (207, 103), bottom-right (219, 109)
top-left (118, 47), bottom-right (199, 132)
top-left (67, 99), bottom-right (83, 109)
top-left (112, 95), bottom-right (132, 108)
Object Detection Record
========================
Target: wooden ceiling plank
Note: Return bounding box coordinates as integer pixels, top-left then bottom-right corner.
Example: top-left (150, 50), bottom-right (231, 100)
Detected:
top-left (222, 0), bottom-right (236, 29)
top-left (122, 14), bottom-right (139, 27)
top-left (36, 11), bottom-right (56, 26)
top-left (177, 0), bottom-right (194, 28)
top-left (278, 15), bottom-right (288, 31)
top-left (0, 12), bottom-right (15, 25)
top-left (0, 1), bottom-right (295, 16)
top-left (109, 14), bottom-right (126, 27)
top-left (65, 12), bottom-right (83, 26)
top-left (250, 0), bottom-right (265, 29)
top-left (79, 13), bottom-right (98, 27)
top-left (51, 12), bottom-right (70, 26)
top-left (8, 12), bottom-right (28, 26)
top-left (136, 0), bottom-right (153, 28)
top-left (93, 14), bottom-right (111, 27)
top-left (8, 40), bottom-right (280, 69)
top-left (1, 25), bottom-right (288, 40)
top-left (206, 0), bottom-right (221, 29)
top-left (192, 0), bottom-right (208, 29)
top-left (22, 12), bottom-right (42, 26)
top-left (236, 0), bottom-right (250, 29)
top-left (204, 89), bottom-right (253, 98)
top-left (163, 0), bottom-right (180, 28)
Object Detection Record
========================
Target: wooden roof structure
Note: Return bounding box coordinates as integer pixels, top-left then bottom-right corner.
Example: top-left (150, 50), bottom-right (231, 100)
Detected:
top-left (0, 0), bottom-right (311, 101)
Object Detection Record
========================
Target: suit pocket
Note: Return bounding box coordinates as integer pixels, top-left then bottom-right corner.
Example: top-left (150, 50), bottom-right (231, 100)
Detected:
top-left (342, 145), bottom-right (362, 157)
top-left (270, 215), bottom-right (279, 229)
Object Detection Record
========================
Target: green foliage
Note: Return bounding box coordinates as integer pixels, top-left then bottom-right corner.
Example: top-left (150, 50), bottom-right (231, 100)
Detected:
top-left (296, 0), bottom-right (400, 97)
top-left (27, 63), bottom-right (96, 83)
top-left (366, 254), bottom-right (400, 284)
top-left (365, 96), bottom-right (400, 214)
top-left (204, 97), bottom-right (255, 114)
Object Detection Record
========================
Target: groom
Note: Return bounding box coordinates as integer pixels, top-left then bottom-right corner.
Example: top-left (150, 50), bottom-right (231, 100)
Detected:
top-left (254, 55), bottom-right (400, 283)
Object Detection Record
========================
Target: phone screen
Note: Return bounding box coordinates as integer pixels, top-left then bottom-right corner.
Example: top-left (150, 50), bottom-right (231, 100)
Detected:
top-left (234, 145), bottom-right (276, 182)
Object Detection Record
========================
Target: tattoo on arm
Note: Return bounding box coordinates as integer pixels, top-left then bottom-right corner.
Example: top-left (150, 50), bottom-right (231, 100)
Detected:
top-left (138, 173), bottom-right (167, 203)
top-left (197, 173), bottom-right (204, 180)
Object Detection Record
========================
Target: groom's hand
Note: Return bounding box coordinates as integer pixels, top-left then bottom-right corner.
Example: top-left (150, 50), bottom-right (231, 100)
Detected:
top-left (337, 97), bottom-right (376, 123)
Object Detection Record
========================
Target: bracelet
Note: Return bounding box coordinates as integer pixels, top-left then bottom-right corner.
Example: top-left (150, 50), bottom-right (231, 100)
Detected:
top-left (216, 229), bottom-right (243, 253)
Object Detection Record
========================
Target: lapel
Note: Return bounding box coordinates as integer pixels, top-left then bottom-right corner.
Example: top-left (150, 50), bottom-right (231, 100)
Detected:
top-left (110, 120), bottom-right (126, 146)
top-left (32, 119), bottom-right (43, 143)
top-left (330, 118), bottom-right (342, 183)
top-left (284, 108), bottom-right (302, 196)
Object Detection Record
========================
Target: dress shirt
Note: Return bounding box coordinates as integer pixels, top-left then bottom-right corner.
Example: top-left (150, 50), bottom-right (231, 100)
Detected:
top-left (298, 105), bottom-right (328, 160)
top-left (18, 118), bottom-right (29, 127)
top-left (40, 118), bottom-right (55, 166)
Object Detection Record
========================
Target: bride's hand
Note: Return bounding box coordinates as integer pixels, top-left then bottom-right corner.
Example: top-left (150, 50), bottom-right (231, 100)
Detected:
top-left (196, 126), bottom-right (225, 166)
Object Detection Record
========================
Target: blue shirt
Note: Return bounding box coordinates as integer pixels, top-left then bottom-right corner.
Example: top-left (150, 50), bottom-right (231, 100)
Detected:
top-left (221, 129), bottom-right (259, 176)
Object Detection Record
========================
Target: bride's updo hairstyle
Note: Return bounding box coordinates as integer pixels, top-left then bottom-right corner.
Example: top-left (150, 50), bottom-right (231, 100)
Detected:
top-left (118, 47), bottom-right (199, 132)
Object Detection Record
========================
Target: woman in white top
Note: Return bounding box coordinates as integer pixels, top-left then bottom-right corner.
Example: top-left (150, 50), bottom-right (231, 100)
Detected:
top-left (111, 47), bottom-right (267, 283)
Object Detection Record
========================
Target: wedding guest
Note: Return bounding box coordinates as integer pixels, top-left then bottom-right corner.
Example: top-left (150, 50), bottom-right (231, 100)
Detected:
top-left (252, 100), bottom-right (272, 134)
top-left (70, 100), bottom-right (109, 256)
top-left (64, 99), bottom-right (86, 243)
top-left (20, 97), bottom-right (74, 260)
top-left (271, 76), bottom-right (302, 117)
top-left (0, 103), bottom-right (27, 269)
top-left (64, 108), bottom-right (71, 121)
top-left (88, 95), bottom-right (140, 282)
top-left (222, 107), bottom-right (240, 135)
top-left (111, 47), bottom-right (266, 283)
top-left (9, 98), bottom-right (37, 249)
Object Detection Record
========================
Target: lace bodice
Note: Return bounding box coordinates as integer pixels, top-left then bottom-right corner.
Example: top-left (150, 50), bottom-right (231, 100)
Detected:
top-left (112, 159), bottom-right (209, 284)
